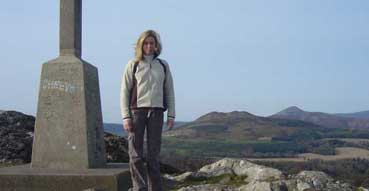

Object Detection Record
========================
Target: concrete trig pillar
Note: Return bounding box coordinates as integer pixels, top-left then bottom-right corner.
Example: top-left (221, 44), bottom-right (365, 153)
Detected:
top-left (31, 0), bottom-right (107, 169)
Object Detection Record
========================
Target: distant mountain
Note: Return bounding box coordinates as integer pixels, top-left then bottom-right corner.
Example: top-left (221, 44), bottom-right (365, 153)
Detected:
top-left (104, 123), bottom-right (124, 136)
top-left (195, 111), bottom-right (259, 124)
top-left (270, 106), bottom-right (369, 129)
top-left (334, 110), bottom-right (369, 120)
top-left (163, 110), bottom-right (324, 141)
top-left (271, 106), bottom-right (305, 117)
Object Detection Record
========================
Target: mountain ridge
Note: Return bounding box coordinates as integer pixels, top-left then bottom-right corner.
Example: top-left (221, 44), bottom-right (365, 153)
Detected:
top-left (271, 106), bottom-right (369, 129)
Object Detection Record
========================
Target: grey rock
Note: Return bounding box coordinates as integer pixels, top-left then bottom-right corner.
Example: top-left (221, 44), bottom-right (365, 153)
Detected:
top-left (198, 158), bottom-right (283, 182)
top-left (167, 171), bottom-right (193, 182)
top-left (173, 158), bottom-right (355, 191)
top-left (239, 181), bottom-right (273, 191)
top-left (296, 171), bottom-right (333, 188)
top-left (284, 171), bottom-right (354, 191)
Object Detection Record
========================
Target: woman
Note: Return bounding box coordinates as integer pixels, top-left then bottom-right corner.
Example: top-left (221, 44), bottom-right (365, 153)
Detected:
top-left (120, 30), bottom-right (175, 191)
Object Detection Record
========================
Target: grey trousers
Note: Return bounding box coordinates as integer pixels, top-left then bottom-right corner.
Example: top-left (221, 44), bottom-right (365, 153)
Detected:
top-left (128, 108), bottom-right (164, 191)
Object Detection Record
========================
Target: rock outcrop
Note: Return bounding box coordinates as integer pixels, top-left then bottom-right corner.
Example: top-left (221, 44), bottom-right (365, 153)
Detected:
top-left (104, 132), bottom-right (129, 163)
top-left (165, 158), bottom-right (357, 191)
top-left (0, 111), bottom-right (35, 164)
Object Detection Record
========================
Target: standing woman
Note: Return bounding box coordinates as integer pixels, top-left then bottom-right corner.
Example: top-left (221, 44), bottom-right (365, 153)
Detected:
top-left (120, 30), bottom-right (175, 191)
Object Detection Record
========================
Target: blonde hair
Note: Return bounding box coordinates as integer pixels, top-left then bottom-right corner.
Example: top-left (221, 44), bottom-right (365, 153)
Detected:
top-left (134, 30), bottom-right (162, 63)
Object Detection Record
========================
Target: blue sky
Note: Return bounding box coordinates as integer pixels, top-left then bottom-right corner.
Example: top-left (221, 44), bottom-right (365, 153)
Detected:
top-left (1, 0), bottom-right (368, 123)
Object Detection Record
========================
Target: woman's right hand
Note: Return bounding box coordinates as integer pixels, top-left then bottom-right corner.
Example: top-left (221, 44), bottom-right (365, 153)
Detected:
top-left (123, 118), bottom-right (134, 133)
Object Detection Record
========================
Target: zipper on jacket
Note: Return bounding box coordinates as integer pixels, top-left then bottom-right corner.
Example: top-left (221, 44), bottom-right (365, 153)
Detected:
top-left (149, 60), bottom-right (152, 105)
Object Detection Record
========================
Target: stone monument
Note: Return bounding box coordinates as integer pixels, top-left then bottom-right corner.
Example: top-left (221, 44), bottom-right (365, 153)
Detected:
top-left (0, 1), bottom-right (131, 190)
top-left (31, 0), bottom-right (106, 170)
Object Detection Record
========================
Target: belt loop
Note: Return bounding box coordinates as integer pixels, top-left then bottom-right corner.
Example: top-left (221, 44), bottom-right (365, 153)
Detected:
top-left (147, 109), bottom-right (152, 118)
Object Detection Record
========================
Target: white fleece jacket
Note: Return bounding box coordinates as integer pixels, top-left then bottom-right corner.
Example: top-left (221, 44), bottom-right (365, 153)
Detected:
top-left (120, 55), bottom-right (175, 120)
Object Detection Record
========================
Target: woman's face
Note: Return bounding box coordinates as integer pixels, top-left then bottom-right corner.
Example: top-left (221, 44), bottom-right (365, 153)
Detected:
top-left (143, 36), bottom-right (156, 55)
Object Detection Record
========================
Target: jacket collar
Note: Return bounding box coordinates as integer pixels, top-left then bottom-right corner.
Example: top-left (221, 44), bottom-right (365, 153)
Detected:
top-left (143, 55), bottom-right (154, 62)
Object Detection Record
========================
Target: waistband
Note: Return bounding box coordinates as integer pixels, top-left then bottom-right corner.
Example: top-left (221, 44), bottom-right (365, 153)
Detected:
top-left (130, 107), bottom-right (165, 112)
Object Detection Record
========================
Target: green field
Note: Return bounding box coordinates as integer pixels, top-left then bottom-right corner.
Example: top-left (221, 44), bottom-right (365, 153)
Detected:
top-left (161, 137), bottom-right (306, 158)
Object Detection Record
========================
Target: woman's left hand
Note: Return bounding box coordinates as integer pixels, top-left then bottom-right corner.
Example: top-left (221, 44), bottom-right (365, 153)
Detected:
top-left (167, 118), bottom-right (175, 130)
